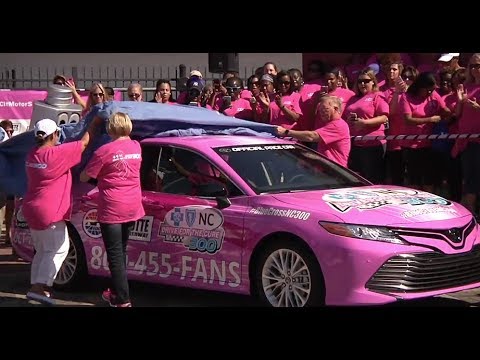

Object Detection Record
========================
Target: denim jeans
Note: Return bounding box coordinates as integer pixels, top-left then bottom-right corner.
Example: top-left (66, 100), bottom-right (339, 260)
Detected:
top-left (100, 221), bottom-right (134, 304)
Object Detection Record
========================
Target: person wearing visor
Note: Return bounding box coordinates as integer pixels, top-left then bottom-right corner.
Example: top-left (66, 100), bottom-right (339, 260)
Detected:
top-left (438, 53), bottom-right (461, 73)
top-left (214, 77), bottom-right (253, 120)
top-left (22, 116), bottom-right (102, 305)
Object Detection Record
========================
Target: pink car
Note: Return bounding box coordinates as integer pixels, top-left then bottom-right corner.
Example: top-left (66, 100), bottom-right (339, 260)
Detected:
top-left (11, 135), bottom-right (480, 307)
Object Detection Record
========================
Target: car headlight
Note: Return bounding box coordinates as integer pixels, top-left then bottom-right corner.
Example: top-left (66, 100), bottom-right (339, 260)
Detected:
top-left (319, 221), bottom-right (407, 245)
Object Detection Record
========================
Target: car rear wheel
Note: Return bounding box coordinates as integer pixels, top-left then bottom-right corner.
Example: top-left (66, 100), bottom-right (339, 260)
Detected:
top-left (53, 227), bottom-right (87, 290)
top-left (254, 240), bottom-right (325, 307)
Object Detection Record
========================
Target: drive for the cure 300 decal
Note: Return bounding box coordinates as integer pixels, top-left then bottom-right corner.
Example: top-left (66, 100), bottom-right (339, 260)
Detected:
top-left (159, 206), bottom-right (225, 254)
top-left (322, 188), bottom-right (451, 213)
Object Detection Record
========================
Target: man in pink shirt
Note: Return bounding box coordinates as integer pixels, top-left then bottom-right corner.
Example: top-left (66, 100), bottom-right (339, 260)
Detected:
top-left (276, 95), bottom-right (351, 167)
top-left (23, 116), bottom-right (102, 304)
top-left (81, 112), bottom-right (145, 307)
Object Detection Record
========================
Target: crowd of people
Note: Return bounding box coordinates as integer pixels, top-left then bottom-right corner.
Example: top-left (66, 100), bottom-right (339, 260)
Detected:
top-left (2, 52), bottom-right (480, 306)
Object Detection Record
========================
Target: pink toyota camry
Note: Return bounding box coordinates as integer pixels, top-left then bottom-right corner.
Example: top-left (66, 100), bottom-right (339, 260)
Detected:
top-left (11, 135), bottom-right (480, 307)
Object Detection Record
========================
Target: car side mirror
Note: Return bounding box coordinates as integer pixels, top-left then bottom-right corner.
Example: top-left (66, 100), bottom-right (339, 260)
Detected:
top-left (216, 195), bottom-right (231, 210)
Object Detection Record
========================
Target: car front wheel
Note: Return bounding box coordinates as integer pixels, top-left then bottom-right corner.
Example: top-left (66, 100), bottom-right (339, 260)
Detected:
top-left (254, 240), bottom-right (325, 307)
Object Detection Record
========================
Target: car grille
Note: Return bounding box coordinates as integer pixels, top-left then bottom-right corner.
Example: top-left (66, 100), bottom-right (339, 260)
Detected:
top-left (366, 244), bottom-right (480, 293)
top-left (393, 217), bottom-right (476, 249)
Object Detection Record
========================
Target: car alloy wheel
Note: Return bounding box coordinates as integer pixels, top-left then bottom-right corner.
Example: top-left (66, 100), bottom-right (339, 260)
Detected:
top-left (261, 248), bottom-right (313, 307)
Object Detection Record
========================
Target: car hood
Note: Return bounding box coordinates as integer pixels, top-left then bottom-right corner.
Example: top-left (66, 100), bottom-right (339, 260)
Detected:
top-left (272, 185), bottom-right (470, 227)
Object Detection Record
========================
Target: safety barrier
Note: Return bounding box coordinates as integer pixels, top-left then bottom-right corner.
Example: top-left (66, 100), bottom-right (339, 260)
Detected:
top-left (351, 134), bottom-right (480, 141)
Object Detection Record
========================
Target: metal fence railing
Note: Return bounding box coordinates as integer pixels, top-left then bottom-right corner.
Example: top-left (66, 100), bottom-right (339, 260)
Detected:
top-left (0, 65), bottom-right (259, 101)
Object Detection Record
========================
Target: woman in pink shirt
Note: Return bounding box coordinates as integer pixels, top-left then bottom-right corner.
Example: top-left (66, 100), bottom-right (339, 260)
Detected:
top-left (266, 71), bottom-right (302, 129)
top-left (454, 53), bottom-right (480, 214)
top-left (344, 68), bottom-right (390, 184)
top-left (399, 72), bottom-right (451, 193)
top-left (81, 112), bottom-right (145, 307)
top-left (23, 116), bottom-right (102, 304)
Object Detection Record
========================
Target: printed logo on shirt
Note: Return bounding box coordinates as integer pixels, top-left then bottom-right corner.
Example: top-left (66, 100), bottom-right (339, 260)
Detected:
top-left (112, 153), bottom-right (141, 161)
top-left (25, 161), bottom-right (47, 169)
top-left (364, 97), bottom-right (374, 102)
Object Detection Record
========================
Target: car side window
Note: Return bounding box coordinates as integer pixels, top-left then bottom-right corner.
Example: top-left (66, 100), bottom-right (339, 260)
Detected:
top-left (160, 147), bottom-right (242, 197)
top-left (140, 145), bottom-right (162, 192)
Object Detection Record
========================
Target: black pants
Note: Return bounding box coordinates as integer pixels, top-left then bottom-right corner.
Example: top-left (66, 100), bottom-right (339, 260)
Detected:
top-left (385, 150), bottom-right (405, 186)
top-left (100, 221), bottom-right (134, 304)
top-left (348, 145), bottom-right (385, 184)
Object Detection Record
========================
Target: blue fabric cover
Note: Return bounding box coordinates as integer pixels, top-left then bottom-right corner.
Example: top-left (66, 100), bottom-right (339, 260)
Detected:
top-left (0, 101), bottom-right (277, 196)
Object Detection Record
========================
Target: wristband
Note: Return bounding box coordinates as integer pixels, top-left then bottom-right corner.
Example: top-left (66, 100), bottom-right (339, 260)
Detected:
top-left (284, 129), bottom-right (290, 137)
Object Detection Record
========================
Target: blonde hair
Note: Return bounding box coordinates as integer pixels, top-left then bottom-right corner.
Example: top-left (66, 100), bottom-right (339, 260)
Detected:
top-left (84, 83), bottom-right (107, 113)
top-left (107, 112), bottom-right (133, 137)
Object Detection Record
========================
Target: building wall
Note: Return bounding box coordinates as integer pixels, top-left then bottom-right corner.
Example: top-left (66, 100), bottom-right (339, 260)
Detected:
top-left (0, 53), bottom-right (302, 88)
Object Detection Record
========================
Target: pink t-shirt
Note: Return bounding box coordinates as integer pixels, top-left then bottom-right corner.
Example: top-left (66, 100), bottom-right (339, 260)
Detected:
top-left (315, 117), bottom-right (351, 167)
top-left (344, 92), bottom-right (389, 147)
top-left (382, 89), bottom-right (406, 151)
top-left (295, 83), bottom-right (322, 131)
top-left (240, 89), bottom-right (253, 99)
top-left (269, 92), bottom-right (303, 128)
top-left (23, 141), bottom-right (83, 230)
top-left (329, 87), bottom-right (355, 116)
top-left (220, 98), bottom-right (253, 120)
top-left (85, 139), bottom-right (145, 224)
top-left (443, 92), bottom-right (459, 134)
top-left (399, 90), bottom-right (446, 149)
top-left (458, 84), bottom-right (480, 138)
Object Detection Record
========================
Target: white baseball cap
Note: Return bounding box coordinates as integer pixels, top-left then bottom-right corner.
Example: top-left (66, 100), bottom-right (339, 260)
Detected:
top-left (190, 70), bottom-right (203, 78)
top-left (34, 118), bottom-right (60, 138)
top-left (438, 53), bottom-right (460, 62)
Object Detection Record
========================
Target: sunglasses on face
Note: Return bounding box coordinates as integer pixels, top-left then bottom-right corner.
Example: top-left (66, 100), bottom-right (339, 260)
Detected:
top-left (128, 93), bottom-right (140, 99)
top-left (226, 86), bottom-right (241, 92)
top-left (470, 64), bottom-right (480, 70)
top-left (188, 89), bottom-right (200, 96)
top-left (92, 92), bottom-right (104, 98)
top-left (279, 80), bottom-right (291, 85)
top-left (358, 79), bottom-right (372, 84)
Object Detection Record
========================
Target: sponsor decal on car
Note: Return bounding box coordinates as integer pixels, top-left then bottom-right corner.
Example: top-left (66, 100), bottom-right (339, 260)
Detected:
top-left (89, 246), bottom-right (241, 287)
top-left (217, 144), bottom-right (295, 153)
top-left (323, 188), bottom-right (452, 213)
top-left (159, 206), bottom-right (225, 254)
top-left (129, 216), bottom-right (154, 242)
top-left (249, 207), bottom-right (311, 220)
top-left (82, 209), bottom-right (154, 242)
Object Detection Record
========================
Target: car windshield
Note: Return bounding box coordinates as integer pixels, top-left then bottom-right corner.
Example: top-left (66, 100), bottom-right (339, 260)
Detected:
top-left (214, 144), bottom-right (367, 194)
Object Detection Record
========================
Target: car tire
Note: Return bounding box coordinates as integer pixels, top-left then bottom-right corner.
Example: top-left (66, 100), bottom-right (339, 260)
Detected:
top-left (53, 226), bottom-right (87, 290)
top-left (253, 239), bottom-right (325, 307)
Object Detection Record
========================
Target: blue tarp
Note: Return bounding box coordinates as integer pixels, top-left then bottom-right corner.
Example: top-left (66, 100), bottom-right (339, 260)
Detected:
top-left (0, 101), bottom-right (277, 196)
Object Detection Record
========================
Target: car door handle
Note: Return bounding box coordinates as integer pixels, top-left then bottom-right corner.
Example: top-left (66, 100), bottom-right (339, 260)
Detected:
top-left (143, 199), bottom-right (164, 208)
